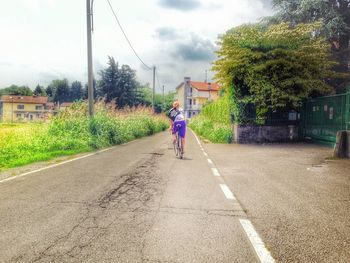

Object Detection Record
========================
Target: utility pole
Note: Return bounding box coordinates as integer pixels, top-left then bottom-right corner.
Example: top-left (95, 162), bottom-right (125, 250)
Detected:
top-left (162, 85), bottom-right (165, 111)
top-left (86, 0), bottom-right (94, 117)
top-left (205, 69), bottom-right (208, 83)
top-left (152, 66), bottom-right (156, 112)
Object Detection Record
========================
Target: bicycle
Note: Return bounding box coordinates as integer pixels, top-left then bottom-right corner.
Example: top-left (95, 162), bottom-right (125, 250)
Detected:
top-left (173, 124), bottom-right (184, 159)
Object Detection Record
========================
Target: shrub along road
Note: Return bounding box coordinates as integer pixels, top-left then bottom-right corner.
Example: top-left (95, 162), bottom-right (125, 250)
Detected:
top-left (0, 131), bottom-right (349, 262)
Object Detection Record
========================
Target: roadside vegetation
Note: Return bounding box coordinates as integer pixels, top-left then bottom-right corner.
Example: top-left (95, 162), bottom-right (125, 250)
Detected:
top-left (0, 102), bottom-right (168, 172)
top-left (189, 94), bottom-right (233, 143)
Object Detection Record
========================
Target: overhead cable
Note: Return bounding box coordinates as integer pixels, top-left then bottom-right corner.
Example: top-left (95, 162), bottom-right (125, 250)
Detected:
top-left (106, 0), bottom-right (152, 70)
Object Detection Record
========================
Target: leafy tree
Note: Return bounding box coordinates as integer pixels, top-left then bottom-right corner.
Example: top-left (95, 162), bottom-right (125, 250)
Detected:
top-left (135, 85), bottom-right (175, 112)
top-left (34, 84), bottom-right (46, 96)
top-left (46, 85), bottom-right (54, 100)
top-left (0, 85), bottom-right (33, 96)
top-left (49, 79), bottom-right (70, 103)
top-left (213, 22), bottom-right (337, 123)
top-left (84, 79), bottom-right (97, 100)
top-left (98, 56), bottom-right (138, 108)
top-left (70, 81), bottom-right (84, 101)
top-left (267, 0), bottom-right (350, 91)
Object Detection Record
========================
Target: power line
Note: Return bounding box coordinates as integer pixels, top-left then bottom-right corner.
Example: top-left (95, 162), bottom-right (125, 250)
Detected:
top-left (106, 0), bottom-right (152, 70)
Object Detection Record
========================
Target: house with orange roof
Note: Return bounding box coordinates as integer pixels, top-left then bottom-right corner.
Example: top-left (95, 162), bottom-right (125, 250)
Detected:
top-left (175, 77), bottom-right (221, 118)
top-left (0, 95), bottom-right (50, 122)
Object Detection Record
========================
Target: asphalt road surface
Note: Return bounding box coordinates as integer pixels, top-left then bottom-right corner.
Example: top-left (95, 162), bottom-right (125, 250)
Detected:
top-left (0, 131), bottom-right (349, 263)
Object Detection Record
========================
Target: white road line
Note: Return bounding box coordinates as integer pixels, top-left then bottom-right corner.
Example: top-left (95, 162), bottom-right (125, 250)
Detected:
top-left (191, 128), bottom-right (274, 263)
top-left (0, 153), bottom-right (95, 184)
top-left (219, 184), bottom-right (236, 200)
top-left (211, 168), bottom-right (221, 177)
top-left (190, 129), bottom-right (202, 146)
top-left (0, 139), bottom-right (139, 184)
top-left (239, 219), bottom-right (275, 263)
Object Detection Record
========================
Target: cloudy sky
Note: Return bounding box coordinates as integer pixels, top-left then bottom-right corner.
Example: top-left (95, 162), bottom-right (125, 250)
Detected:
top-left (0, 0), bottom-right (273, 93)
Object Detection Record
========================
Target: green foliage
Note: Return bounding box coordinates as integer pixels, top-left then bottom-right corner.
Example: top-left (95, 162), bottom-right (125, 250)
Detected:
top-left (0, 85), bottom-right (33, 96)
top-left (189, 95), bottom-right (233, 144)
top-left (34, 85), bottom-right (46, 96)
top-left (189, 115), bottom-right (233, 144)
top-left (201, 94), bottom-right (233, 125)
top-left (213, 22), bottom-right (337, 123)
top-left (97, 56), bottom-right (139, 108)
top-left (48, 79), bottom-right (70, 103)
top-left (0, 103), bottom-right (168, 171)
top-left (70, 81), bottom-right (84, 101)
top-left (137, 85), bottom-right (175, 113)
top-left (267, 0), bottom-right (350, 91)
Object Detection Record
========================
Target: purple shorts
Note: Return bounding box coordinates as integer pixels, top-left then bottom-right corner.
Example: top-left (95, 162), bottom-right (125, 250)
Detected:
top-left (172, 120), bottom-right (186, 138)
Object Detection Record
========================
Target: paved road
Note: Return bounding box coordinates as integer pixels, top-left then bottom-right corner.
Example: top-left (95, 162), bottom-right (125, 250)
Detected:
top-left (0, 131), bottom-right (258, 263)
top-left (0, 131), bottom-right (349, 262)
top-left (205, 142), bottom-right (350, 263)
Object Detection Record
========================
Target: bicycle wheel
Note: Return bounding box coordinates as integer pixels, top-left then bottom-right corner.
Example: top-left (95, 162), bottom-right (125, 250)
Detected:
top-left (178, 135), bottom-right (183, 159)
top-left (174, 133), bottom-right (179, 156)
top-left (173, 135), bottom-right (177, 156)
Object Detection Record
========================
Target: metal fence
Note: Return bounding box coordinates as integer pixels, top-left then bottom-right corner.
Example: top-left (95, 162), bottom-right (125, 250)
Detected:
top-left (300, 91), bottom-right (350, 146)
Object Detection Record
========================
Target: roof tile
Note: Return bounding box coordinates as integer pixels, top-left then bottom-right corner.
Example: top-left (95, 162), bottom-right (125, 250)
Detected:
top-left (0, 95), bottom-right (48, 104)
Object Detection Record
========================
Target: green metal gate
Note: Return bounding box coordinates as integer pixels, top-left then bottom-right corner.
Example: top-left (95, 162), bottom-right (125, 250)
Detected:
top-left (300, 91), bottom-right (350, 146)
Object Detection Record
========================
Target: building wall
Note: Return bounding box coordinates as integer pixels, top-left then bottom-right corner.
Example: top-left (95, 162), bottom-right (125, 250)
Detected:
top-left (175, 85), bottom-right (220, 119)
top-left (1, 102), bottom-right (46, 122)
top-left (176, 84), bottom-right (185, 110)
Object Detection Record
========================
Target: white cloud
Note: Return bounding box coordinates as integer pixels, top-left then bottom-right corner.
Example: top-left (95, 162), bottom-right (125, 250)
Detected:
top-left (0, 0), bottom-right (273, 92)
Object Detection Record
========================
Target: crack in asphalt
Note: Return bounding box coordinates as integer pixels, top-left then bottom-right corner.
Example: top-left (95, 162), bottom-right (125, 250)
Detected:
top-left (23, 149), bottom-right (167, 263)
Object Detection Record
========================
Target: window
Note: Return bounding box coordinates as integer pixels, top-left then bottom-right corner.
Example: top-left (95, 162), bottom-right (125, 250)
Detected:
top-left (188, 87), bottom-right (193, 96)
top-left (17, 105), bottom-right (24, 110)
top-left (16, 113), bottom-right (22, 118)
top-left (193, 99), bottom-right (196, 105)
top-left (36, 114), bottom-right (40, 118)
top-left (36, 105), bottom-right (43, 110)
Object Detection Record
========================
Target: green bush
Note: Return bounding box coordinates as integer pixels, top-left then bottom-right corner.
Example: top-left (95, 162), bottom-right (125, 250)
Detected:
top-left (189, 115), bottom-right (232, 143)
top-left (0, 103), bottom-right (168, 171)
top-left (189, 94), bottom-right (233, 144)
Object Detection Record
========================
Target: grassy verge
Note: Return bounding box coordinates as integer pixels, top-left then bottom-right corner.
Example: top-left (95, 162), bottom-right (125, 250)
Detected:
top-left (189, 94), bottom-right (233, 144)
top-left (0, 102), bottom-right (168, 171)
top-left (189, 115), bottom-right (233, 143)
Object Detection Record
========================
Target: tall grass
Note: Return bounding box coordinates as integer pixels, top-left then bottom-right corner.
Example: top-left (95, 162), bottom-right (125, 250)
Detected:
top-left (189, 95), bottom-right (233, 143)
top-left (0, 102), bottom-right (168, 171)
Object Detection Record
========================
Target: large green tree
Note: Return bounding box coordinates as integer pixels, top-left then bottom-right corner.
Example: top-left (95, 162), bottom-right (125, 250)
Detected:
top-left (268, 0), bottom-right (350, 91)
top-left (0, 85), bottom-right (33, 96)
top-left (98, 57), bottom-right (138, 108)
top-left (213, 22), bottom-right (337, 123)
top-left (49, 79), bottom-right (70, 103)
top-left (34, 84), bottom-right (46, 96)
top-left (70, 81), bottom-right (84, 101)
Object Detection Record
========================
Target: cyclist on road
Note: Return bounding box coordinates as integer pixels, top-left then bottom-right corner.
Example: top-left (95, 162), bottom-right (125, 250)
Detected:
top-left (167, 101), bottom-right (186, 154)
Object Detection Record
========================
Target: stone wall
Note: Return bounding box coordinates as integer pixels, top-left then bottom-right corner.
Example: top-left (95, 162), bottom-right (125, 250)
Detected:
top-left (233, 124), bottom-right (299, 144)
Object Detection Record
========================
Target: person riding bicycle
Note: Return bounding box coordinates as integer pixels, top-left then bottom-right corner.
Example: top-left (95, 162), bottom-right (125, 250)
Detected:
top-left (167, 101), bottom-right (186, 154)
